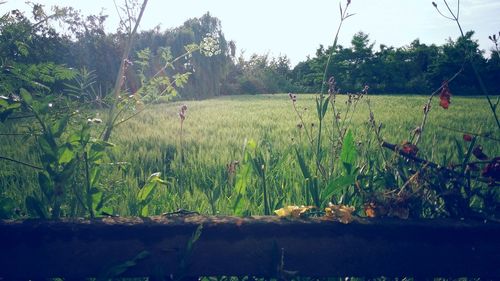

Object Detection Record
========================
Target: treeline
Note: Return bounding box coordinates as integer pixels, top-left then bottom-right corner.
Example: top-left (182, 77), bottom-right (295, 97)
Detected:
top-left (292, 31), bottom-right (500, 95)
top-left (1, 4), bottom-right (499, 102)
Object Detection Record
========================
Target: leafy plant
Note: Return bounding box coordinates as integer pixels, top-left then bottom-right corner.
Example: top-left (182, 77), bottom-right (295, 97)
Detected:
top-left (135, 172), bottom-right (166, 216)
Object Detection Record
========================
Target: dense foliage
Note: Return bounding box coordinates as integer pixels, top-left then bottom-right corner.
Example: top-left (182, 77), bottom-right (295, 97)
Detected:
top-left (1, 3), bottom-right (499, 101)
top-left (293, 31), bottom-right (500, 95)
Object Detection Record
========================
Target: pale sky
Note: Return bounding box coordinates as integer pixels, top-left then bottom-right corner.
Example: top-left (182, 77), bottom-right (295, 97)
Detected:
top-left (2, 0), bottom-right (499, 66)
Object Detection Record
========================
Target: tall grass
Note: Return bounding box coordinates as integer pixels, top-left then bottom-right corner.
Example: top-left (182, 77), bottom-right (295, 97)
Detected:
top-left (1, 94), bottom-right (498, 216)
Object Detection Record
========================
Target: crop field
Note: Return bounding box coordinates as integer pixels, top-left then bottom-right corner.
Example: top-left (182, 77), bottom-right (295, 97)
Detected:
top-left (1, 94), bottom-right (498, 217)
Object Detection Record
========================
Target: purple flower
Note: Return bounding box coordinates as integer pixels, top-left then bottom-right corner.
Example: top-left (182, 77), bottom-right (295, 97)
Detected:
top-left (179, 104), bottom-right (188, 121)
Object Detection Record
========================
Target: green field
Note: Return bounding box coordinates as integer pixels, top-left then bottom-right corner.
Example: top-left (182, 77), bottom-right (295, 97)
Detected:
top-left (1, 94), bottom-right (498, 217)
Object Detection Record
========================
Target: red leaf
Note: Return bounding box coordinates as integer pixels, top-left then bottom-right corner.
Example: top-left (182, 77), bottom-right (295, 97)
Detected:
top-left (439, 81), bottom-right (452, 109)
top-left (401, 141), bottom-right (419, 156)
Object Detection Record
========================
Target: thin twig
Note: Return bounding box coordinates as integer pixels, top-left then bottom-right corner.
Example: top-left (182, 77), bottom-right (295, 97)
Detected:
top-left (0, 155), bottom-right (42, 170)
top-left (413, 64), bottom-right (464, 146)
top-left (320, 1), bottom-right (352, 95)
top-left (434, 0), bottom-right (500, 130)
top-left (438, 125), bottom-right (500, 142)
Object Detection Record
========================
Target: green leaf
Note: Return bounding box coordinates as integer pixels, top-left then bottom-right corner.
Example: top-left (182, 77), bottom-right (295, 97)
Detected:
top-left (231, 194), bottom-right (245, 216)
top-left (315, 97), bottom-right (321, 119)
top-left (52, 115), bottom-right (70, 138)
top-left (92, 189), bottom-right (104, 211)
top-left (90, 166), bottom-right (102, 187)
top-left (25, 196), bottom-right (47, 219)
top-left (246, 139), bottom-right (257, 151)
top-left (232, 162), bottom-right (252, 216)
top-left (140, 205), bottom-right (149, 217)
top-left (250, 152), bottom-right (265, 178)
top-left (7, 102), bottom-right (21, 110)
top-left (454, 139), bottom-right (464, 161)
top-left (321, 96), bottom-right (329, 118)
top-left (38, 136), bottom-right (57, 163)
top-left (88, 140), bottom-right (114, 162)
top-left (58, 146), bottom-right (75, 165)
top-left (15, 41), bottom-right (29, 56)
top-left (38, 172), bottom-right (53, 200)
top-left (321, 175), bottom-right (356, 204)
top-left (0, 99), bottom-right (9, 108)
top-left (80, 125), bottom-right (91, 146)
top-left (91, 139), bottom-right (115, 150)
top-left (19, 88), bottom-right (33, 105)
top-left (340, 130), bottom-right (357, 174)
top-left (100, 250), bottom-right (150, 279)
top-left (295, 148), bottom-right (311, 179)
top-left (138, 180), bottom-right (156, 204)
top-left (186, 224), bottom-right (203, 253)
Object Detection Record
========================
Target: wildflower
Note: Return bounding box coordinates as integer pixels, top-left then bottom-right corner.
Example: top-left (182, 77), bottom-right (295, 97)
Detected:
top-left (87, 118), bottom-right (102, 124)
top-left (362, 85), bottom-right (369, 94)
top-left (463, 134), bottom-right (473, 142)
top-left (200, 33), bottom-right (221, 57)
top-left (48, 103), bottom-right (53, 108)
top-left (288, 93), bottom-right (297, 103)
top-left (179, 104), bottom-right (187, 121)
top-left (124, 58), bottom-right (133, 67)
top-left (439, 80), bottom-right (452, 109)
top-left (328, 76), bottom-right (337, 95)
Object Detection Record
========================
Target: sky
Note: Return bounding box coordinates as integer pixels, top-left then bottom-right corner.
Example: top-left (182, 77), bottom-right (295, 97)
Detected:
top-left (2, 0), bottom-right (500, 66)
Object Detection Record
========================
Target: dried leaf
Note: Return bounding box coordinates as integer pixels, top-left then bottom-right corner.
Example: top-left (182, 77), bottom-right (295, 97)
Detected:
top-left (439, 81), bottom-right (452, 109)
top-left (274, 205), bottom-right (315, 218)
top-left (472, 145), bottom-right (489, 160)
top-left (324, 203), bottom-right (355, 224)
top-left (365, 205), bottom-right (376, 218)
top-left (482, 157), bottom-right (500, 182)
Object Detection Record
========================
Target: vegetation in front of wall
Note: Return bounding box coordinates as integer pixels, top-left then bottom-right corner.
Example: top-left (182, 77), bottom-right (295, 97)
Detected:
top-left (0, 0), bottom-right (498, 222)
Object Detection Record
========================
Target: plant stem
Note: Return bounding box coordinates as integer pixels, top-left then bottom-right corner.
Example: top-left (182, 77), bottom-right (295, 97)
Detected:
top-left (414, 65), bottom-right (464, 146)
top-left (0, 155), bottom-right (42, 170)
top-left (103, 0), bottom-right (148, 141)
top-left (83, 151), bottom-right (95, 218)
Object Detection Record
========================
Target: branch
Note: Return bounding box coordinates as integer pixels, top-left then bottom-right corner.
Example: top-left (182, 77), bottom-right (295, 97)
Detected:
top-left (381, 141), bottom-right (495, 185)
